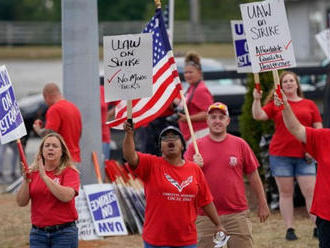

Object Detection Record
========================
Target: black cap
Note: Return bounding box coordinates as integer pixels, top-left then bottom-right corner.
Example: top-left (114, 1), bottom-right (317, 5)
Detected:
top-left (159, 126), bottom-right (186, 151)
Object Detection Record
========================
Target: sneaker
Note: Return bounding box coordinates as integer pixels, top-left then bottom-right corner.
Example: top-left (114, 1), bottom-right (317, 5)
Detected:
top-left (286, 228), bottom-right (298, 241)
top-left (313, 227), bottom-right (318, 238)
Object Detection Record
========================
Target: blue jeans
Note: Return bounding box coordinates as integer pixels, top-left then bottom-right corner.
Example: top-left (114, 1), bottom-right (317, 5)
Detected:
top-left (30, 225), bottom-right (78, 248)
top-left (144, 240), bottom-right (197, 248)
top-left (102, 142), bottom-right (111, 160)
top-left (269, 155), bottom-right (316, 177)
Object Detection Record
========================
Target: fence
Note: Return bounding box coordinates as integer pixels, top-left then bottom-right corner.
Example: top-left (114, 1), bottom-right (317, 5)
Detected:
top-left (0, 21), bottom-right (232, 45)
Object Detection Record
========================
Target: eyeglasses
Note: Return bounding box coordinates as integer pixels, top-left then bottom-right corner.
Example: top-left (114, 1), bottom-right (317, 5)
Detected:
top-left (160, 134), bottom-right (180, 141)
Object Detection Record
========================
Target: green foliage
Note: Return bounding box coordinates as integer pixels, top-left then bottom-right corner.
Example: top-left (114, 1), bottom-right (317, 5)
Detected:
top-left (239, 72), bottom-right (274, 159)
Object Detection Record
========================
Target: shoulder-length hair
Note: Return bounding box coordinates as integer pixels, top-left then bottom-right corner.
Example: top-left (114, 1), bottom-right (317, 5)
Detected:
top-left (264, 71), bottom-right (304, 105)
top-left (31, 132), bottom-right (79, 175)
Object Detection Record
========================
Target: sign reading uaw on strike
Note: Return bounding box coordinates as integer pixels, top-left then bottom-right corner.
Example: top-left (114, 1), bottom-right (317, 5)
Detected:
top-left (83, 184), bottom-right (128, 236)
top-left (0, 65), bottom-right (26, 144)
top-left (103, 33), bottom-right (152, 102)
top-left (240, 0), bottom-right (296, 73)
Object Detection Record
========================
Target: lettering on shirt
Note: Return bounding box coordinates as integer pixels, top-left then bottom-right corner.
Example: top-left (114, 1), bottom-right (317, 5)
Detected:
top-left (52, 177), bottom-right (61, 184)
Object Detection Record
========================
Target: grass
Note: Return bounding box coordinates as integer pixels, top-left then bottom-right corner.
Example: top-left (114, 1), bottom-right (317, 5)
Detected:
top-left (0, 43), bottom-right (235, 60)
top-left (0, 187), bottom-right (319, 248)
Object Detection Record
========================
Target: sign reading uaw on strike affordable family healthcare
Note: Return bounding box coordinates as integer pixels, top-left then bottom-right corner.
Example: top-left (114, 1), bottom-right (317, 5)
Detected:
top-left (83, 184), bottom-right (128, 236)
top-left (0, 65), bottom-right (26, 144)
top-left (240, 0), bottom-right (296, 73)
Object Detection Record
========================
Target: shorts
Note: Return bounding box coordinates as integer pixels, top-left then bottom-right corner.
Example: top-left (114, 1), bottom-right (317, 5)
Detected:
top-left (196, 210), bottom-right (253, 248)
top-left (269, 155), bottom-right (316, 177)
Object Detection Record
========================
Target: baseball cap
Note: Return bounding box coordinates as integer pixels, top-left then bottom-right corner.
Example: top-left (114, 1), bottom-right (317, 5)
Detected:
top-left (207, 102), bottom-right (229, 116)
top-left (159, 126), bottom-right (186, 150)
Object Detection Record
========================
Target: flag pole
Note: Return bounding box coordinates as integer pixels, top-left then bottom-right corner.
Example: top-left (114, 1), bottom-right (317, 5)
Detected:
top-left (179, 90), bottom-right (200, 155)
top-left (154, 0), bottom-right (161, 9)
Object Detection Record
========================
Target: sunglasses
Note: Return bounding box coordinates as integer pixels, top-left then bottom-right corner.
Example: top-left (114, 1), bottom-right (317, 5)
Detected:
top-left (160, 134), bottom-right (180, 141)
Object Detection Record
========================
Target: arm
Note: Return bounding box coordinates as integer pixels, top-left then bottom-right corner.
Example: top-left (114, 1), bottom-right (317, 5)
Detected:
top-left (313, 122), bottom-right (323, 129)
top-left (33, 119), bottom-right (53, 137)
top-left (275, 92), bottom-right (307, 143)
top-left (16, 179), bottom-right (31, 207)
top-left (37, 158), bottom-right (76, 202)
top-left (247, 170), bottom-right (270, 223)
top-left (122, 121), bottom-right (139, 169)
top-left (252, 89), bottom-right (268, 120)
top-left (201, 202), bottom-right (225, 233)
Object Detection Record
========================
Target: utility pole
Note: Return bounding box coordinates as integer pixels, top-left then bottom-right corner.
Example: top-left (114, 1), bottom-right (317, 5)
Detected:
top-left (61, 0), bottom-right (102, 184)
top-left (189, 0), bottom-right (203, 43)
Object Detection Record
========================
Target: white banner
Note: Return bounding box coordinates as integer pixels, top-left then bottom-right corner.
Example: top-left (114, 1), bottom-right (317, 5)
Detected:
top-left (103, 33), bottom-right (153, 102)
top-left (240, 0), bottom-right (296, 73)
top-left (83, 184), bottom-right (128, 236)
top-left (230, 20), bottom-right (252, 73)
top-left (75, 188), bottom-right (103, 240)
top-left (316, 29), bottom-right (330, 59)
top-left (0, 65), bottom-right (26, 144)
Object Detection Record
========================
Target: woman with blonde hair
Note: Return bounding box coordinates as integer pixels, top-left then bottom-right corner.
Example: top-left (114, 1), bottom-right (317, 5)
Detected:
top-left (178, 51), bottom-right (213, 144)
top-left (16, 132), bottom-right (80, 248)
top-left (252, 71), bottom-right (322, 241)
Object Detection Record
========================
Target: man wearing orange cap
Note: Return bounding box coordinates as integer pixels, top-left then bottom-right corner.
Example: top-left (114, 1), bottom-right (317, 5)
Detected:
top-left (185, 102), bottom-right (270, 248)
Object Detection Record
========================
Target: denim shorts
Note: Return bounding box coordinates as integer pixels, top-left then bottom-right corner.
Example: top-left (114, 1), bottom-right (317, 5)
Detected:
top-left (269, 155), bottom-right (316, 177)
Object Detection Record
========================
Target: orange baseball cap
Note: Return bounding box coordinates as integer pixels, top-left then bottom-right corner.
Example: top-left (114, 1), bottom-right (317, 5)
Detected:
top-left (207, 102), bottom-right (229, 116)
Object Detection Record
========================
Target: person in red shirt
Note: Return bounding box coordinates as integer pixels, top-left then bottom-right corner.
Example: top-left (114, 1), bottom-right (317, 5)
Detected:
top-left (123, 121), bottom-right (224, 247)
top-left (185, 102), bottom-right (269, 248)
top-left (178, 51), bottom-right (213, 144)
top-left (16, 132), bottom-right (80, 248)
top-left (275, 91), bottom-right (330, 248)
top-left (33, 83), bottom-right (82, 162)
top-left (252, 71), bottom-right (322, 240)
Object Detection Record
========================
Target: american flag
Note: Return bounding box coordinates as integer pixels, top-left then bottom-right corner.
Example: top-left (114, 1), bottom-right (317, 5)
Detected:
top-left (107, 8), bottom-right (181, 129)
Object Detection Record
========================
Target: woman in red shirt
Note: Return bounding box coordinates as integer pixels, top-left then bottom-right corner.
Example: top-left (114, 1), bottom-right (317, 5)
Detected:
top-left (178, 52), bottom-right (213, 144)
top-left (123, 122), bottom-right (224, 247)
top-left (252, 71), bottom-right (322, 240)
top-left (16, 133), bottom-right (80, 248)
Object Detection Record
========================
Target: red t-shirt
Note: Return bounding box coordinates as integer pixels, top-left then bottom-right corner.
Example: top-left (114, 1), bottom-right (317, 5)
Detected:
top-left (185, 134), bottom-right (259, 215)
top-left (305, 127), bottom-right (330, 221)
top-left (179, 81), bottom-right (213, 140)
top-left (134, 152), bottom-right (213, 246)
top-left (29, 167), bottom-right (80, 227)
top-left (100, 86), bottom-right (110, 143)
top-left (45, 99), bottom-right (82, 162)
top-left (263, 99), bottom-right (322, 157)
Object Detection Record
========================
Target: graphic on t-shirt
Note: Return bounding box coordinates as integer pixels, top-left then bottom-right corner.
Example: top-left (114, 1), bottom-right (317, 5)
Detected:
top-left (165, 173), bottom-right (193, 192)
top-left (229, 156), bottom-right (238, 167)
top-left (53, 177), bottom-right (60, 184)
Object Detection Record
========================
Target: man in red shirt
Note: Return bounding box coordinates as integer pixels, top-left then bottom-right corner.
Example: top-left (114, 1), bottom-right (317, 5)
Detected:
top-left (276, 92), bottom-right (330, 248)
top-left (185, 102), bottom-right (270, 248)
top-left (33, 83), bottom-right (82, 162)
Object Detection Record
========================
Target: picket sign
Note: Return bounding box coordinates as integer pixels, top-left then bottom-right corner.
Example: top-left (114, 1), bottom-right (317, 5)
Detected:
top-left (230, 20), bottom-right (252, 73)
top-left (315, 29), bottom-right (330, 59)
top-left (0, 65), bottom-right (29, 176)
top-left (240, 0), bottom-right (296, 73)
top-left (103, 33), bottom-right (153, 102)
top-left (230, 20), bottom-right (262, 92)
top-left (83, 183), bottom-right (128, 236)
top-left (75, 188), bottom-right (103, 240)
